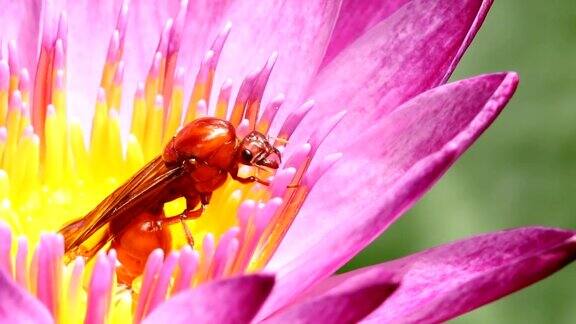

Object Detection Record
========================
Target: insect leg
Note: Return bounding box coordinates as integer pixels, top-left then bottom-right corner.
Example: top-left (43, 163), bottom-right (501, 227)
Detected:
top-left (161, 204), bottom-right (205, 225)
top-left (160, 212), bottom-right (199, 247)
top-left (161, 194), bottom-right (206, 247)
top-left (179, 218), bottom-right (194, 247)
top-left (230, 167), bottom-right (271, 186)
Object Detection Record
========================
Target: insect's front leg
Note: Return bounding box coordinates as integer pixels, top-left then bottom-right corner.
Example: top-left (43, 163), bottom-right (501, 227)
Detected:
top-left (230, 166), bottom-right (271, 186)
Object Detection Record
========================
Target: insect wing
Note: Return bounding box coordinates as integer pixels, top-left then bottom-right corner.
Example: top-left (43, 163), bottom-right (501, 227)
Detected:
top-left (61, 157), bottom-right (183, 260)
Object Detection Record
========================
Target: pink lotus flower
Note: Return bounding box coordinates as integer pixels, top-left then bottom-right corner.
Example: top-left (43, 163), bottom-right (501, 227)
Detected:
top-left (0, 0), bottom-right (574, 323)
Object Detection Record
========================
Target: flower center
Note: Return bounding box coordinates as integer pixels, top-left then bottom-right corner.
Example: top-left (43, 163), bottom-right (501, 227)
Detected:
top-left (0, 2), bottom-right (343, 323)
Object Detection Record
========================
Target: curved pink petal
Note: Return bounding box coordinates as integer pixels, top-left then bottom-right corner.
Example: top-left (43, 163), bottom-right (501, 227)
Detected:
top-left (175, 0), bottom-right (234, 88)
top-left (142, 274), bottom-right (274, 324)
top-left (0, 270), bottom-right (53, 324)
top-left (0, 0), bottom-right (42, 74)
top-left (61, 0), bottom-right (181, 128)
top-left (207, 0), bottom-right (341, 115)
top-left (263, 282), bottom-right (397, 323)
top-left (307, 227), bottom-right (576, 323)
top-left (121, 0), bottom-right (180, 79)
top-left (179, 0), bottom-right (233, 53)
top-left (66, 0), bottom-right (123, 127)
top-left (113, 0), bottom-right (180, 128)
top-left (289, 0), bottom-right (493, 151)
top-left (123, 0), bottom-right (180, 65)
top-left (321, 0), bottom-right (410, 67)
top-left (118, 0), bottom-right (234, 126)
top-left (262, 72), bottom-right (519, 316)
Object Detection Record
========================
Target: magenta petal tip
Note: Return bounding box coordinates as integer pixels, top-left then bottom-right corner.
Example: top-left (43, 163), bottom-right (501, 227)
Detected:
top-left (143, 274), bottom-right (275, 324)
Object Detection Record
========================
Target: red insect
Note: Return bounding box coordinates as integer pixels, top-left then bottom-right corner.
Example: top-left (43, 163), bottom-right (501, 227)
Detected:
top-left (59, 117), bottom-right (281, 285)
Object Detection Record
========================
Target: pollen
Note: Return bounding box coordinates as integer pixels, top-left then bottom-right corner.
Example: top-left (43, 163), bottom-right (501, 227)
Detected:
top-left (0, 1), bottom-right (341, 323)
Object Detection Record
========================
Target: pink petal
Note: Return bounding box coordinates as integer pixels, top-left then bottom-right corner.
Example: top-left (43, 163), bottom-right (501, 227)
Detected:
top-left (142, 274), bottom-right (274, 324)
top-left (68, 0), bottom-right (181, 128)
top-left (0, 270), bottom-right (53, 324)
top-left (179, 0), bottom-right (233, 54)
top-left (66, 0), bottom-right (124, 137)
top-left (121, 0), bottom-right (180, 89)
top-left (66, 0), bottom-right (217, 128)
top-left (321, 0), bottom-right (410, 67)
top-left (262, 282), bottom-right (397, 323)
top-left (262, 72), bottom-right (519, 316)
top-left (290, 0), bottom-right (493, 151)
top-left (0, 0), bottom-right (42, 74)
top-left (175, 0), bottom-right (234, 89)
top-left (206, 0), bottom-right (341, 117)
top-left (310, 227), bottom-right (576, 323)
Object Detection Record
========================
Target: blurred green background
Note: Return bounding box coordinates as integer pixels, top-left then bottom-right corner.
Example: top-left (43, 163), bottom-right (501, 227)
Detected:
top-left (343, 0), bottom-right (576, 322)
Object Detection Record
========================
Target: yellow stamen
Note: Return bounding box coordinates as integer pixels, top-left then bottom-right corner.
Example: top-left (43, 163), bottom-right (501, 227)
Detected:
top-left (0, 90), bottom-right (7, 126)
top-left (44, 107), bottom-right (63, 188)
top-left (9, 75), bottom-right (19, 98)
top-left (101, 61), bottom-right (117, 95)
top-left (143, 96), bottom-right (164, 160)
top-left (70, 121), bottom-right (89, 181)
top-left (107, 111), bottom-right (123, 180)
top-left (130, 85), bottom-right (147, 145)
top-left (3, 105), bottom-right (21, 175)
top-left (90, 96), bottom-right (109, 180)
top-left (163, 81), bottom-right (184, 146)
top-left (126, 134), bottom-right (145, 176)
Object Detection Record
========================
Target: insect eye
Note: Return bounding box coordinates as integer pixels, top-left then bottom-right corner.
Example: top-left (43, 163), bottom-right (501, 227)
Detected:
top-left (241, 149), bottom-right (253, 163)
